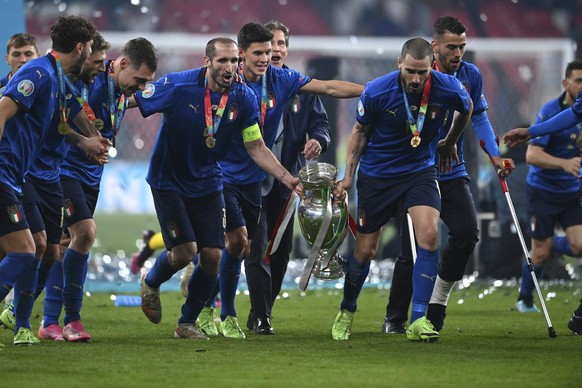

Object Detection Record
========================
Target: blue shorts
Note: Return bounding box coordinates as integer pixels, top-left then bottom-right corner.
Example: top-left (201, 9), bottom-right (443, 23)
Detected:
top-left (223, 182), bottom-right (261, 236)
top-left (356, 167), bottom-right (440, 234)
top-left (151, 188), bottom-right (225, 250)
top-left (0, 183), bottom-right (29, 237)
top-left (61, 177), bottom-right (99, 229)
top-left (22, 177), bottom-right (64, 244)
top-left (527, 184), bottom-right (582, 239)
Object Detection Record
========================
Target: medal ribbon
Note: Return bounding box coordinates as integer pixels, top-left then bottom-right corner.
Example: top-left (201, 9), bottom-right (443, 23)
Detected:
top-left (51, 51), bottom-right (96, 125)
top-left (204, 77), bottom-right (229, 138)
top-left (108, 62), bottom-right (128, 136)
top-left (241, 71), bottom-right (267, 131)
top-left (434, 61), bottom-right (457, 78)
top-left (401, 73), bottom-right (432, 139)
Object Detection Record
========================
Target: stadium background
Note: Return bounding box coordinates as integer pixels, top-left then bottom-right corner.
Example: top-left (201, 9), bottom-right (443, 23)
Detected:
top-left (3, 0), bottom-right (581, 290)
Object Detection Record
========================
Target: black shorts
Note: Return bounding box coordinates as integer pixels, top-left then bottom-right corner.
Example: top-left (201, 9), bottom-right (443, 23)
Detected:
top-left (223, 181), bottom-right (261, 236)
top-left (22, 177), bottom-right (63, 244)
top-left (527, 184), bottom-right (582, 239)
top-left (356, 167), bottom-right (440, 234)
top-left (61, 177), bottom-right (99, 228)
top-left (151, 188), bottom-right (226, 250)
top-left (0, 183), bottom-right (29, 237)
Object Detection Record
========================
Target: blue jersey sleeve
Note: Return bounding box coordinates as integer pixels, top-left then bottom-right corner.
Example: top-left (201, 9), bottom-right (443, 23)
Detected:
top-left (3, 63), bottom-right (51, 112)
top-left (135, 78), bottom-right (177, 118)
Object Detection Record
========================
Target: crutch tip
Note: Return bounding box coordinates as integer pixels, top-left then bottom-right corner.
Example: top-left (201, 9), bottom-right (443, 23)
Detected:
top-left (548, 327), bottom-right (557, 338)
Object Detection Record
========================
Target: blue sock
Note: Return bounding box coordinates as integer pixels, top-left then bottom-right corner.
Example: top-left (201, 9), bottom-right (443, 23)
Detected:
top-left (146, 250), bottom-right (176, 289)
top-left (340, 252), bottom-right (370, 313)
top-left (552, 236), bottom-right (574, 256)
top-left (13, 258), bottom-right (40, 331)
top-left (519, 261), bottom-right (544, 299)
top-left (43, 260), bottom-right (63, 326)
top-left (35, 258), bottom-right (54, 299)
top-left (0, 252), bottom-right (36, 301)
top-left (411, 246), bottom-right (439, 323)
top-left (62, 249), bottom-right (89, 325)
top-left (180, 266), bottom-right (218, 324)
top-left (219, 249), bottom-right (242, 320)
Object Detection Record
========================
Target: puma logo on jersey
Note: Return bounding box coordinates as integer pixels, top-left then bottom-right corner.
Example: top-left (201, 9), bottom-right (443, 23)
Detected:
top-left (189, 104), bottom-right (199, 113)
top-left (385, 108), bottom-right (398, 117)
top-left (36, 70), bottom-right (45, 79)
top-left (420, 274), bottom-right (436, 282)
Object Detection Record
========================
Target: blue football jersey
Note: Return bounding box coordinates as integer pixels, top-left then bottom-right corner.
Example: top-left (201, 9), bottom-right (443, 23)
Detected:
top-left (0, 72), bottom-right (9, 97)
top-left (61, 61), bottom-right (120, 187)
top-left (356, 69), bottom-right (471, 178)
top-left (527, 93), bottom-right (582, 193)
top-left (0, 55), bottom-right (59, 191)
top-left (220, 65), bottom-right (311, 184)
top-left (436, 61), bottom-right (496, 181)
top-left (135, 67), bottom-right (260, 198)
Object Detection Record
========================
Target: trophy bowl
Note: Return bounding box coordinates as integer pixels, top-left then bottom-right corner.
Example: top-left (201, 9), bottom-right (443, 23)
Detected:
top-left (297, 163), bottom-right (348, 280)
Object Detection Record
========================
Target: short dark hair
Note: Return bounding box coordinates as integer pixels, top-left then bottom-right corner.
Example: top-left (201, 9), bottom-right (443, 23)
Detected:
top-left (565, 60), bottom-right (582, 79)
top-left (6, 33), bottom-right (38, 55)
top-left (205, 37), bottom-right (237, 59)
top-left (91, 32), bottom-right (111, 53)
top-left (433, 16), bottom-right (467, 39)
top-left (50, 15), bottom-right (96, 53)
top-left (264, 20), bottom-right (290, 47)
top-left (401, 37), bottom-right (433, 61)
top-left (122, 37), bottom-right (158, 72)
top-left (237, 22), bottom-right (273, 51)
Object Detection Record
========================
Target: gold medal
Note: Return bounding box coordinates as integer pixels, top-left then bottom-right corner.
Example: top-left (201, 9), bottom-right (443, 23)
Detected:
top-left (410, 135), bottom-right (421, 148)
top-left (206, 136), bottom-right (216, 148)
top-left (93, 118), bottom-right (104, 131)
top-left (58, 122), bottom-right (70, 135)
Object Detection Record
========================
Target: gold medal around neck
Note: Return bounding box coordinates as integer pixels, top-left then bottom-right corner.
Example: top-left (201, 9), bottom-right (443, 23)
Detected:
top-left (410, 135), bottom-right (421, 148)
top-left (58, 122), bottom-right (70, 135)
top-left (206, 136), bottom-right (216, 148)
top-left (93, 118), bottom-right (104, 131)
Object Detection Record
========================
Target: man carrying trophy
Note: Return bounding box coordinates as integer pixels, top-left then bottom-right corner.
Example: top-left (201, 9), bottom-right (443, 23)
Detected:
top-left (331, 38), bottom-right (473, 342)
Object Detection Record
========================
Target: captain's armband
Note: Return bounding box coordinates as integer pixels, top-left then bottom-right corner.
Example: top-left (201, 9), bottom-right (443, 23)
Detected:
top-left (242, 123), bottom-right (262, 142)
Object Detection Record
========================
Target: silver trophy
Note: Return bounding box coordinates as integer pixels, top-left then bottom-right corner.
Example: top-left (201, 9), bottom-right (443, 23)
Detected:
top-left (297, 162), bottom-right (348, 290)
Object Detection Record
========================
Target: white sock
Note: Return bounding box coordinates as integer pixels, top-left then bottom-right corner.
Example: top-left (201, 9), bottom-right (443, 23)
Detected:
top-left (429, 275), bottom-right (455, 306)
top-left (4, 288), bottom-right (14, 309)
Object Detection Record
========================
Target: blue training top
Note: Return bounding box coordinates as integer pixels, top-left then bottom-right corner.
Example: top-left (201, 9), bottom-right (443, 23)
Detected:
top-left (0, 54), bottom-right (60, 192)
top-left (356, 69), bottom-right (472, 178)
top-left (527, 92), bottom-right (582, 193)
top-left (135, 67), bottom-right (260, 198)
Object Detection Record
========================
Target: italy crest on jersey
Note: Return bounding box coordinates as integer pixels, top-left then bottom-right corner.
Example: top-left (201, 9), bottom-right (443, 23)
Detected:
top-left (7, 204), bottom-right (22, 224)
top-left (17, 80), bottom-right (34, 97)
top-left (228, 103), bottom-right (238, 121)
top-left (291, 95), bottom-right (301, 113)
top-left (428, 105), bottom-right (440, 120)
top-left (268, 92), bottom-right (276, 108)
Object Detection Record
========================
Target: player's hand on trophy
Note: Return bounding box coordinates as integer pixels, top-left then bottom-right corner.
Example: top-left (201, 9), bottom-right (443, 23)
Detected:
top-left (333, 180), bottom-right (348, 204)
top-left (302, 139), bottom-right (322, 160)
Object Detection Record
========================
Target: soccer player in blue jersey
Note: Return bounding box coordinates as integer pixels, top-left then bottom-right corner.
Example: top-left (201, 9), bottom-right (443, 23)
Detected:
top-left (0, 33), bottom-right (39, 95)
top-left (511, 60), bottom-right (582, 313)
top-left (383, 17), bottom-right (515, 335)
top-left (0, 15), bottom-right (100, 346)
top-left (226, 22), bottom-right (361, 336)
top-left (249, 19), bottom-right (331, 329)
top-left (137, 37), bottom-right (299, 340)
top-left (0, 33), bottom-right (39, 312)
top-left (331, 37), bottom-right (473, 341)
top-left (35, 36), bottom-right (157, 342)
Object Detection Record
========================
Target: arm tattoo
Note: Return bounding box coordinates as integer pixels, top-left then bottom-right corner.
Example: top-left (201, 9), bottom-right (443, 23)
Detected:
top-left (278, 171), bottom-right (288, 183)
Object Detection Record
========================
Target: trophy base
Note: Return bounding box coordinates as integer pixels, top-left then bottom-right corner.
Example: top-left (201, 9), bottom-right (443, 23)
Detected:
top-left (312, 251), bottom-right (346, 281)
